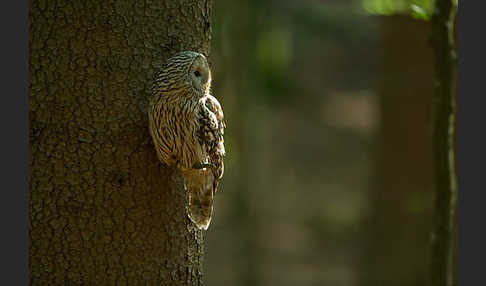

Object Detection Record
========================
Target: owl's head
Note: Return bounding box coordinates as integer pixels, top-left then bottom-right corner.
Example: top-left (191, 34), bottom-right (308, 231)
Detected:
top-left (153, 51), bottom-right (211, 96)
top-left (188, 53), bottom-right (211, 95)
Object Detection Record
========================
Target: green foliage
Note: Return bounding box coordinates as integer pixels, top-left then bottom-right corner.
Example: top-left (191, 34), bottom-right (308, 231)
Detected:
top-left (410, 4), bottom-right (431, 20)
top-left (256, 25), bottom-right (293, 85)
top-left (362, 0), bottom-right (435, 20)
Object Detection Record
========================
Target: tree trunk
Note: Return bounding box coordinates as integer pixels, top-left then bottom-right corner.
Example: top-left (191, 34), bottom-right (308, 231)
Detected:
top-left (430, 1), bottom-right (458, 286)
top-left (360, 15), bottom-right (436, 286)
top-left (29, 0), bottom-right (212, 285)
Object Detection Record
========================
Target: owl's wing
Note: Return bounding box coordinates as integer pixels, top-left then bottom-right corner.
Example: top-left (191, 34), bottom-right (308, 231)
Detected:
top-left (203, 95), bottom-right (225, 153)
top-left (198, 94), bottom-right (225, 189)
top-left (205, 95), bottom-right (224, 124)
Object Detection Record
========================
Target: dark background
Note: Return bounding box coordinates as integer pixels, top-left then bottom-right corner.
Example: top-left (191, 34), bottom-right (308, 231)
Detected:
top-left (205, 0), bottom-right (440, 285)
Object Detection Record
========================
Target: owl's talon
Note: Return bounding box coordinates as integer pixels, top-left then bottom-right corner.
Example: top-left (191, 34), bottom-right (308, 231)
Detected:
top-left (193, 162), bottom-right (213, 169)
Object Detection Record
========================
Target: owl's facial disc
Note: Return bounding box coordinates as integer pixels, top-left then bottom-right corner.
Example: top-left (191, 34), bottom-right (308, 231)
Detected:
top-left (189, 56), bottom-right (211, 95)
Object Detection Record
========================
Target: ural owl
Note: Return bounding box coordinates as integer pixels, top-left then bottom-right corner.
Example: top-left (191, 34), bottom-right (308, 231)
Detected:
top-left (148, 51), bottom-right (225, 230)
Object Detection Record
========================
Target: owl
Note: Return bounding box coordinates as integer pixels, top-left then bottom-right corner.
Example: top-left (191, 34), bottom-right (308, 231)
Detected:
top-left (148, 51), bottom-right (225, 230)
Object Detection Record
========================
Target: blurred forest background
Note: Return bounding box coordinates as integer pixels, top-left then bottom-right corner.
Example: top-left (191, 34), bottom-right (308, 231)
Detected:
top-left (203, 0), bottom-right (455, 286)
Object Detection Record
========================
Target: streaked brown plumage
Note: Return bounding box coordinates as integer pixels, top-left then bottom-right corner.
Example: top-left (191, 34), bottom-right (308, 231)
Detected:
top-left (148, 51), bottom-right (225, 230)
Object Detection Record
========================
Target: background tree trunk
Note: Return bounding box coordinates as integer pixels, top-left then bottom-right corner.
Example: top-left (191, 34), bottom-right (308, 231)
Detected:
top-left (29, 0), bottom-right (212, 284)
top-left (430, 1), bottom-right (458, 286)
top-left (360, 16), bottom-right (436, 286)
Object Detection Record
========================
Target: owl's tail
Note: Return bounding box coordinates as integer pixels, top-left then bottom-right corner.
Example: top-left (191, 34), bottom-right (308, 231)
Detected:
top-left (182, 169), bottom-right (215, 230)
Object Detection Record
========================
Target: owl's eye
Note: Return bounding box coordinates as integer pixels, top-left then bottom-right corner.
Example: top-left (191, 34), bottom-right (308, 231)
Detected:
top-left (194, 70), bottom-right (201, 77)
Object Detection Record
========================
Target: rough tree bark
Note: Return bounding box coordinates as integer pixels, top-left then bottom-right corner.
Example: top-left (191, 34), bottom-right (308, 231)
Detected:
top-left (430, 1), bottom-right (458, 286)
top-left (29, 0), bottom-right (212, 285)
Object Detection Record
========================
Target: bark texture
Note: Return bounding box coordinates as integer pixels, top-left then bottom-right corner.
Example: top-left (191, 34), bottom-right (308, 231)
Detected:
top-left (430, 1), bottom-right (458, 286)
top-left (29, 0), bottom-right (212, 285)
